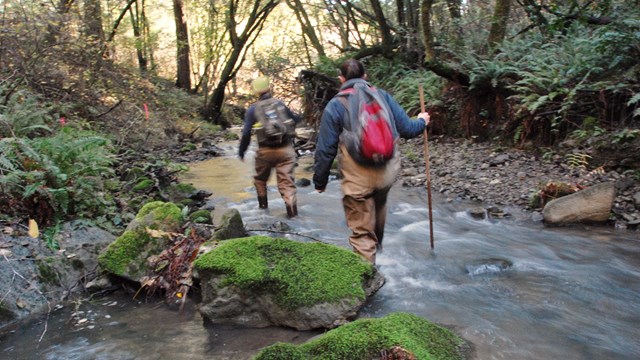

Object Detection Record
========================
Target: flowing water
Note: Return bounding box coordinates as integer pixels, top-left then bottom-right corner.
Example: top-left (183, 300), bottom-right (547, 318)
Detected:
top-left (2, 142), bottom-right (639, 359)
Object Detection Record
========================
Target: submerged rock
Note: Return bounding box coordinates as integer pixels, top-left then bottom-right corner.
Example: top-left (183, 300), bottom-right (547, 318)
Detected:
top-left (194, 236), bottom-right (384, 330)
top-left (253, 312), bottom-right (467, 360)
top-left (465, 258), bottom-right (512, 276)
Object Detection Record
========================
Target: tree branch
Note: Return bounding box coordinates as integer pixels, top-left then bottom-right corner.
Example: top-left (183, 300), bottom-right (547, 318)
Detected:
top-left (106, 0), bottom-right (138, 42)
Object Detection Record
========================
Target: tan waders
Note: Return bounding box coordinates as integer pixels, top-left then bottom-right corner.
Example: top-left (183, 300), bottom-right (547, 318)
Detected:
top-left (339, 145), bottom-right (400, 263)
top-left (254, 145), bottom-right (298, 218)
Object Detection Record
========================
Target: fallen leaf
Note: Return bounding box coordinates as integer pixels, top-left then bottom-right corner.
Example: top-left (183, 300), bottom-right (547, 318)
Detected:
top-left (3, 226), bottom-right (13, 235)
top-left (28, 219), bottom-right (39, 238)
top-left (16, 299), bottom-right (27, 309)
top-left (146, 228), bottom-right (169, 238)
top-left (0, 249), bottom-right (12, 257)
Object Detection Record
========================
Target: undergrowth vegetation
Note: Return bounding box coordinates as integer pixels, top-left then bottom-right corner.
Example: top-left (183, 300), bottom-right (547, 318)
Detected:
top-left (313, 8), bottom-right (639, 148)
top-left (0, 9), bottom-right (222, 239)
top-left (481, 15), bottom-right (637, 142)
top-left (0, 89), bottom-right (116, 228)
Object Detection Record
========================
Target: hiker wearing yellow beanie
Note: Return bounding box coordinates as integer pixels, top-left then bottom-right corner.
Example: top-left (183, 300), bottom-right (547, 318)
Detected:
top-left (239, 76), bottom-right (301, 218)
top-left (251, 76), bottom-right (270, 94)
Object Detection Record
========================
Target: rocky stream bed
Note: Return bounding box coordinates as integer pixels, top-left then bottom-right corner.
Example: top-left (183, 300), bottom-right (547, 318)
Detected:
top-left (1, 131), bottom-right (638, 342)
top-left (397, 135), bottom-right (640, 228)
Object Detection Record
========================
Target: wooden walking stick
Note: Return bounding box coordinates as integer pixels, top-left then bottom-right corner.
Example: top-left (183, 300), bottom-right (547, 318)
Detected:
top-left (419, 85), bottom-right (435, 249)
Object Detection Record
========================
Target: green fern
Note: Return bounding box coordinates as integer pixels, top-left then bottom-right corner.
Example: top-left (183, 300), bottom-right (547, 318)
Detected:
top-left (565, 153), bottom-right (591, 169)
top-left (0, 89), bottom-right (52, 138)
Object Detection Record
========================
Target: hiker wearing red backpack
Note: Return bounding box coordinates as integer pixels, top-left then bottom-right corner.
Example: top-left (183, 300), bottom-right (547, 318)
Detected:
top-left (239, 76), bottom-right (301, 218)
top-left (313, 59), bottom-right (430, 263)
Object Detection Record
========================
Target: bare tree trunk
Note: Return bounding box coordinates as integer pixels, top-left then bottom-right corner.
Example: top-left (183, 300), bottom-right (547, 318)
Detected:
top-left (141, 0), bottom-right (155, 72)
top-left (202, 0), bottom-right (279, 126)
top-left (173, 0), bottom-right (191, 90)
top-left (396, 0), bottom-right (405, 27)
top-left (286, 0), bottom-right (325, 57)
top-left (84, 0), bottom-right (104, 43)
top-left (84, 0), bottom-right (105, 70)
top-left (129, 3), bottom-right (147, 71)
top-left (370, 0), bottom-right (393, 48)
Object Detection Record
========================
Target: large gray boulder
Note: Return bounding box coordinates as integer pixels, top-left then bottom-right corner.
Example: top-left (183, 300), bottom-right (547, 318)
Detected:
top-left (194, 236), bottom-right (384, 330)
top-left (0, 224), bottom-right (115, 329)
top-left (542, 182), bottom-right (615, 224)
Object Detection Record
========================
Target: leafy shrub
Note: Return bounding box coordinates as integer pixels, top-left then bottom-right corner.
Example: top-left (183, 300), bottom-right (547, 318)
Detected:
top-left (0, 88), bottom-right (52, 138)
top-left (365, 58), bottom-right (444, 114)
top-left (0, 126), bottom-right (116, 224)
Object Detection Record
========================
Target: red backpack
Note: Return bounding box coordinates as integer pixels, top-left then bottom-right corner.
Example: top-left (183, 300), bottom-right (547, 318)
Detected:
top-left (337, 83), bottom-right (396, 167)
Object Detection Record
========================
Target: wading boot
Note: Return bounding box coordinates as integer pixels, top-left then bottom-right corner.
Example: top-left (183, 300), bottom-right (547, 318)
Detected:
top-left (286, 204), bottom-right (298, 218)
top-left (258, 196), bottom-right (268, 209)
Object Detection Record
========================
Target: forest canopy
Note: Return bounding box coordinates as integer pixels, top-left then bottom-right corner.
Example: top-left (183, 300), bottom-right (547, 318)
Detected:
top-left (2, 0), bottom-right (638, 139)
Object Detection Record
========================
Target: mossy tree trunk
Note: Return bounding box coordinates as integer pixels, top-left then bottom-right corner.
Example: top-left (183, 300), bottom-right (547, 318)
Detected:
top-left (487, 0), bottom-right (512, 50)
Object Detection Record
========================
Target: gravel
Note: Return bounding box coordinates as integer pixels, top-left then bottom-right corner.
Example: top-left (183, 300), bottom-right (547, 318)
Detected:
top-left (397, 136), bottom-right (640, 229)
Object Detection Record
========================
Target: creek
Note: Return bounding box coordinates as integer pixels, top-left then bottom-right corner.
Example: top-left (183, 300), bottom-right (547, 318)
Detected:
top-left (2, 142), bottom-right (639, 359)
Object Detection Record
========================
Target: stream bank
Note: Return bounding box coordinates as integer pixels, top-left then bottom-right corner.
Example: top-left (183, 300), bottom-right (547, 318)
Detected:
top-left (397, 135), bottom-right (640, 228)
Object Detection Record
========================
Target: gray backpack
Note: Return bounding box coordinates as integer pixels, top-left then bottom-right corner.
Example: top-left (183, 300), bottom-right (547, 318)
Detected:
top-left (253, 98), bottom-right (295, 146)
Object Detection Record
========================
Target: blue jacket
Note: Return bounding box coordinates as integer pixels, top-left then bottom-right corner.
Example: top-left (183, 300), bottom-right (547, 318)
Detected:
top-left (313, 78), bottom-right (426, 191)
top-left (238, 93), bottom-right (300, 159)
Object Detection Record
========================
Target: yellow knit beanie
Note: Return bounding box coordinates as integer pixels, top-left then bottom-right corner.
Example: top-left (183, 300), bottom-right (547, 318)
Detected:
top-left (251, 76), bottom-right (270, 94)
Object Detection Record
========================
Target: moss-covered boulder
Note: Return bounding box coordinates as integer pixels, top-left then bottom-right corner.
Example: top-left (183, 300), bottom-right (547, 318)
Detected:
top-left (133, 178), bottom-right (154, 192)
top-left (212, 208), bottom-right (246, 240)
top-left (254, 312), bottom-right (466, 360)
top-left (98, 201), bottom-right (184, 281)
top-left (126, 201), bottom-right (184, 233)
top-left (165, 183), bottom-right (197, 203)
top-left (189, 209), bottom-right (213, 224)
top-left (194, 236), bottom-right (384, 330)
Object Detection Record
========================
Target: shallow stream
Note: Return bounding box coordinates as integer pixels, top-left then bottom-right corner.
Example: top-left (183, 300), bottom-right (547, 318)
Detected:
top-left (2, 142), bottom-right (639, 359)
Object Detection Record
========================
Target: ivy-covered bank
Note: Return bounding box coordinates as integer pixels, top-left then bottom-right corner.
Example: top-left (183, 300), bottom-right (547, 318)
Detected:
top-left (254, 312), bottom-right (467, 360)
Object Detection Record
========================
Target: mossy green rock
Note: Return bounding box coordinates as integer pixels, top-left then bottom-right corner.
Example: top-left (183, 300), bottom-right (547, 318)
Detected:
top-left (98, 201), bottom-right (183, 280)
top-left (254, 312), bottom-right (466, 360)
top-left (194, 236), bottom-right (384, 330)
top-left (127, 201), bottom-right (184, 233)
top-left (97, 229), bottom-right (164, 280)
top-left (165, 183), bottom-right (197, 203)
top-left (133, 179), bottom-right (154, 192)
top-left (189, 209), bottom-right (212, 224)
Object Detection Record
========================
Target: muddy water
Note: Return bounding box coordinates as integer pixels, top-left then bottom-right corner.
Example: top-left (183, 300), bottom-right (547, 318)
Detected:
top-left (2, 142), bottom-right (639, 360)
